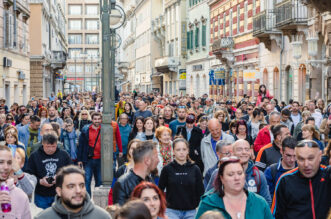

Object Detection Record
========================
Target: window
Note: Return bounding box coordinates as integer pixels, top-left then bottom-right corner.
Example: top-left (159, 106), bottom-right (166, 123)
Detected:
top-left (237, 5), bottom-right (240, 34)
top-left (85, 34), bottom-right (99, 44)
top-left (3, 10), bottom-right (14, 48)
top-left (229, 9), bottom-right (233, 36)
top-left (253, 0), bottom-right (256, 16)
top-left (195, 25), bottom-right (199, 48)
top-left (68, 34), bottom-right (82, 44)
top-left (85, 20), bottom-right (99, 30)
top-left (68, 5), bottom-right (82, 15)
top-left (202, 25), bottom-right (206, 47)
top-left (68, 64), bottom-right (83, 73)
top-left (223, 13), bottom-right (226, 36)
top-left (168, 41), bottom-right (174, 57)
top-left (69, 19), bottom-right (82, 30)
top-left (85, 5), bottom-right (98, 15)
top-left (244, 1), bottom-right (248, 31)
top-left (68, 48), bottom-right (82, 58)
top-left (86, 49), bottom-right (99, 58)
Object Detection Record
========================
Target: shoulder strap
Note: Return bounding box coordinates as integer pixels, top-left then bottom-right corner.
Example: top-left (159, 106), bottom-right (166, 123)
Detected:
top-left (253, 166), bottom-right (261, 193)
top-left (92, 129), bottom-right (101, 150)
top-left (270, 163), bottom-right (278, 182)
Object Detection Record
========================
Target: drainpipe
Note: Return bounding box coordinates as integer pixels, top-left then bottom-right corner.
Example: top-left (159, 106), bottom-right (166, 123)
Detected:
top-left (13, 0), bottom-right (17, 48)
top-left (279, 33), bottom-right (284, 101)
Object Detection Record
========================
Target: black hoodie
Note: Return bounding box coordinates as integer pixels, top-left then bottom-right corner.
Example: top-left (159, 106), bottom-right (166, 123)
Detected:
top-left (26, 146), bottom-right (72, 196)
top-left (158, 160), bottom-right (204, 210)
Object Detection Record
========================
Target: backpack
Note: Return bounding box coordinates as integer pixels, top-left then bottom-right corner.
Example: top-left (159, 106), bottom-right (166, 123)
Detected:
top-left (269, 163), bottom-right (278, 183)
top-left (252, 166), bottom-right (261, 193)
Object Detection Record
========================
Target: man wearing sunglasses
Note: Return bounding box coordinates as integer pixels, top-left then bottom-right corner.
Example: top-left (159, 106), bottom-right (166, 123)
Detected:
top-left (169, 106), bottom-right (187, 137)
top-left (272, 140), bottom-right (331, 219)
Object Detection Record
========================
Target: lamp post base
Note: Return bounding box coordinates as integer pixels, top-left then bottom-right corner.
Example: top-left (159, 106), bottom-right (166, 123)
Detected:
top-left (93, 185), bottom-right (111, 208)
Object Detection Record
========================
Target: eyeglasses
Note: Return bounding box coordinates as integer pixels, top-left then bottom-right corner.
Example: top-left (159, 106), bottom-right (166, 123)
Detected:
top-left (178, 106), bottom-right (186, 109)
top-left (7, 118), bottom-right (13, 120)
top-left (220, 151), bottom-right (232, 156)
top-left (81, 114), bottom-right (87, 115)
top-left (247, 108), bottom-right (253, 111)
top-left (296, 140), bottom-right (319, 148)
top-left (158, 117), bottom-right (164, 119)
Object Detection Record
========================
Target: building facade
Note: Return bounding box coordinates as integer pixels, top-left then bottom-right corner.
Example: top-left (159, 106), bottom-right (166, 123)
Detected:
top-left (0, 0), bottom-right (30, 106)
top-left (29, 0), bottom-right (67, 99)
top-left (186, 0), bottom-right (210, 97)
top-left (209, 0), bottom-right (260, 102)
top-left (65, 0), bottom-right (101, 92)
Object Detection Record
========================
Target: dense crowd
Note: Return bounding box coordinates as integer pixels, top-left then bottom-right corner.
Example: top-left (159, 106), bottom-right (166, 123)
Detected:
top-left (0, 85), bottom-right (330, 219)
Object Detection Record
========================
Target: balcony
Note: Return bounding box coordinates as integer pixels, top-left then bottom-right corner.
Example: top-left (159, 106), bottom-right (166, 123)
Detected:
top-left (154, 57), bottom-right (179, 73)
top-left (51, 51), bottom-right (67, 70)
top-left (253, 10), bottom-right (277, 37)
top-left (275, 0), bottom-right (308, 30)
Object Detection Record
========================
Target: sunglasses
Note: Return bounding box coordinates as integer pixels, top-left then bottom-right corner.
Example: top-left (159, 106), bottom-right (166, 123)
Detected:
top-left (296, 140), bottom-right (319, 148)
top-left (7, 118), bottom-right (13, 120)
top-left (81, 113), bottom-right (87, 115)
top-left (178, 106), bottom-right (186, 109)
top-left (158, 117), bottom-right (164, 119)
top-left (247, 108), bottom-right (253, 111)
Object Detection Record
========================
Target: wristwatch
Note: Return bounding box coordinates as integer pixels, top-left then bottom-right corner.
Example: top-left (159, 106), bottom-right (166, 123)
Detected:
top-left (14, 169), bottom-right (23, 176)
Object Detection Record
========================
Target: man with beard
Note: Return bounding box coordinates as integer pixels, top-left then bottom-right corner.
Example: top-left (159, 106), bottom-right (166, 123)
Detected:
top-left (35, 165), bottom-right (110, 218)
top-left (43, 106), bottom-right (64, 127)
top-left (169, 106), bottom-right (187, 137)
top-left (163, 106), bottom-right (175, 125)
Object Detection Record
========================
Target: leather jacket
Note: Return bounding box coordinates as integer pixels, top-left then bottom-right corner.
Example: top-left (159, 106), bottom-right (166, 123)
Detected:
top-left (113, 169), bottom-right (152, 205)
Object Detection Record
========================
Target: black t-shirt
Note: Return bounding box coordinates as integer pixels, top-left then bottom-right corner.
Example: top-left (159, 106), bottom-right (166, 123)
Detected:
top-left (145, 134), bottom-right (154, 140)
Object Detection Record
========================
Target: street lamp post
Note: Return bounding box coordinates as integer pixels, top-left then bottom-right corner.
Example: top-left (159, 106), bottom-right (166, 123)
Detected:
top-left (90, 55), bottom-right (93, 91)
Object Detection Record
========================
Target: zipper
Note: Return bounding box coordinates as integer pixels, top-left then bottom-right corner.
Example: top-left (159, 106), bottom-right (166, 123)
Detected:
top-left (309, 179), bottom-right (316, 219)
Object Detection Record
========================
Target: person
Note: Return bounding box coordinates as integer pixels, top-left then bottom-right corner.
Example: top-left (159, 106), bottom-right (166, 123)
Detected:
top-left (18, 115), bottom-right (41, 156)
top-left (176, 114), bottom-right (204, 173)
top-left (3, 125), bottom-right (26, 155)
top-left (123, 102), bottom-right (135, 125)
top-left (280, 108), bottom-right (294, 134)
top-left (169, 106), bottom-right (187, 137)
top-left (6, 113), bottom-right (15, 126)
top-left (198, 116), bottom-right (209, 137)
top-left (163, 106), bottom-right (175, 125)
top-left (0, 114), bottom-right (8, 141)
top-left (114, 199), bottom-right (152, 219)
top-left (233, 120), bottom-right (253, 145)
top-left (201, 118), bottom-right (234, 176)
top-left (74, 110), bottom-right (92, 132)
top-left (248, 108), bottom-right (264, 140)
top-left (155, 126), bottom-right (173, 173)
top-left (144, 117), bottom-right (157, 141)
top-left (322, 141), bottom-right (331, 165)
top-left (319, 105), bottom-right (331, 145)
top-left (308, 100), bottom-right (323, 128)
top-left (290, 101), bottom-right (301, 128)
top-left (16, 113), bottom-right (30, 128)
top-left (293, 110), bottom-right (312, 139)
top-left (128, 116), bottom-right (145, 142)
top-left (158, 138), bottom-right (204, 219)
top-left (38, 106), bottom-right (48, 124)
top-left (264, 136), bottom-right (297, 197)
top-left (11, 147), bottom-right (37, 200)
top-left (133, 100), bottom-right (153, 122)
top-left (35, 165), bottom-right (110, 219)
top-left (113, 140), bottom-right (160, 205)
top-left (255, 124), bottom-right (290, 171)
top-left (253, 111), bottom-right (281, 153)
top-left (43, 106), bottom-right (64, 127)
top-left (131, 182), bottom-right (167, 219)
top-left (78, 112), bottom-right (112, 196)
top-left (301, 124), bottom-right (324, 150)
top-left (214, 110), bottom-right (229, 132)
top-left (156, 114), bottom-right (167, 128)
top-left (25, 132), bottom-right (72, 209)
top-left (118, 113), bottom-right (132, 161)
top-left (0, 145), bottom-right (31, 219)
top-left (60, 118), bottom-right (78, 163)
top-left (203, 140), bottom-right (233, 189)
top-left (195, 156), bottom-right (273, 219)
top-left (256, 84), bottom-right (273, 107)
top-left (272, 140), bottom-right (331, 219)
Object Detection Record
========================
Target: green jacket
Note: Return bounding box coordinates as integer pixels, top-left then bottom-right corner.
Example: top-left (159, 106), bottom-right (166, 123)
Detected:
top-left (195, 190), bottom-right (272, 219)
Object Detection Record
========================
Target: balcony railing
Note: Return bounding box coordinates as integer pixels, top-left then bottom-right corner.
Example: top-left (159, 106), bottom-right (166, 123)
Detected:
top-left (51, 51), bottom-right (67, 70)
top-left (275, 0), bottom-right (308, 28)
top-left (253, 10), bottom-right (276, 36)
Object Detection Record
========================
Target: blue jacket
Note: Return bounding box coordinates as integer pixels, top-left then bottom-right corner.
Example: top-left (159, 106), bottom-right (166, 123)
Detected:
top-left (18, 124), bottom-right (41, 150)
top-left (118, 124), bottom-right (131, 155)
top-left (264, 158), bottom-right (297, 197)
top-left (60, 129), bottom-right (78, 160)
top-left (195, 189), bottom-right (273, 219)
top-left (206, 160), bottom-right (272, 206)
top-left (77, 124), bottom-right (92, 164)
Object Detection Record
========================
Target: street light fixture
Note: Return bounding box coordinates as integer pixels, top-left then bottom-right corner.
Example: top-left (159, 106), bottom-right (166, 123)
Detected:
top-left (307, 36), bottom-right (319, 57)
top-left (292, 41), bottom-right (303, 60)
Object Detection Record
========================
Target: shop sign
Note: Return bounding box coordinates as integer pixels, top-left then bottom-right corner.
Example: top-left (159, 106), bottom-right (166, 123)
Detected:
top-left (243, 70), bottom-right (260, 82)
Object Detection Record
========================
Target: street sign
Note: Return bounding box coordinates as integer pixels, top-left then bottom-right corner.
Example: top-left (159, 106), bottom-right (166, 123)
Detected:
top-left (243, 70), bottom-right (260, 82)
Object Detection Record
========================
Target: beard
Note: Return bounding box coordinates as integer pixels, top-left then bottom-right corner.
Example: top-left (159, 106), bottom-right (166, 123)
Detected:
top-left (62, 196), bottom-right (86, 210)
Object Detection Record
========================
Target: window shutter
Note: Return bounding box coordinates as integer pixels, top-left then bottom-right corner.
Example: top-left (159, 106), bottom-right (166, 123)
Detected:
top-left (190, 29), bottom-right (193, 49)
top-left (187, 31), bottom-right (190, 49)
top-left (195, 27), bottom-right (199, 48)
top-left (3, 10), bottom-right (8, 48)
top-left (202, 25), bottom-right (206, 46)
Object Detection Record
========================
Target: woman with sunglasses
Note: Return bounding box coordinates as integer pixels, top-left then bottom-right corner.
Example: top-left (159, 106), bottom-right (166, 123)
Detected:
top-left (156, 115), bottom-right (168, 128)
top-left (196, 157), bottom-right (272, 219)
top-left (6, 113), bottom-right (15, 126)
top-left (131, 182), bottom-right (167, 219)
top-left (75, 110), bottom-right (92, 132)
top-left (159, 138), bottom-right (204, 219)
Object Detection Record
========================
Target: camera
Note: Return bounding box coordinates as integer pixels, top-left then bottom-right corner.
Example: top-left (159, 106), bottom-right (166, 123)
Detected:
top-left (46, 177), bottom-right (54, 184)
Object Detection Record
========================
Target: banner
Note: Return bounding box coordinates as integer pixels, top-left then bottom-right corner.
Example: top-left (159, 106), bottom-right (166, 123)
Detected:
top-left (243, 70), bottom-right (260, 82)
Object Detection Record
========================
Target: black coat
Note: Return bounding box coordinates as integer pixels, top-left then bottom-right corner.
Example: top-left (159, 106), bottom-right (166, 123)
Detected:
top-left (176, 126), bottom-right (204, 173)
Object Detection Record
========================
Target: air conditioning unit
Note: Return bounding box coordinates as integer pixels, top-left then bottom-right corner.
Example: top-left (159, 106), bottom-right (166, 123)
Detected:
top-left (18, 71), bottom-right (25, 80)
top-left (3, 57), bottom-right (12, 67)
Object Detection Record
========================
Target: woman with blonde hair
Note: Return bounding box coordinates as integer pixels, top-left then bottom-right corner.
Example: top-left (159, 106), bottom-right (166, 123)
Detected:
top-left (155, 126), bottom-right (173, 174)
top-left (214, 110), bottom-right (229, 131)
top-left (301, 124), bottom-right (324, 150)
top-left (74, 109), bottom-right (92, 132)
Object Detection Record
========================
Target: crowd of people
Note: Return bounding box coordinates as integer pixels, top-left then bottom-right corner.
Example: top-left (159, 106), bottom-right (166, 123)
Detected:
top-left (0, 85), bottom-right (330, 219)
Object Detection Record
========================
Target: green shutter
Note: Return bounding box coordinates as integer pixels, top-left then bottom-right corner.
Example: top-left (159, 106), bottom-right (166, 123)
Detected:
top-left (202, 25), bottom-right (206, 46)
top-left (190, 30), bottom-right (193, 49)
top-left (187, 31), bottom-right (190, 49)
top-left (195, 27), bottom-right (199, 48)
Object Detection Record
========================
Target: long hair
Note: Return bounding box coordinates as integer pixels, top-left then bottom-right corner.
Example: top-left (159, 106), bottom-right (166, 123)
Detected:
top-left (302, 124), bottom-right (320, 140)
top-left (258, 84), bottom-right (267, 96)
top-left (133, 116), bottom-right (145, 133)
top-left (144, 117), bottom-right (156, 132)
top-left (131, 182), bottom-right (166, 218)
top-left (38, 106), bottom-right (48, 118)
top-left (236, 120), bottom-right (248, 135)
top-left (172, 137), bottom-right (193, 163)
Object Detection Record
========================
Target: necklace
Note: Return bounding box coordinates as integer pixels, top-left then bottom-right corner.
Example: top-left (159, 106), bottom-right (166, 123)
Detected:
top-left (224, 193), bottom-right (246, 219)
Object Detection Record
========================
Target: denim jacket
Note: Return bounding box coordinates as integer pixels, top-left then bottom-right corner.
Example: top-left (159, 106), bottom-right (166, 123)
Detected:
top-left (60, 129), bottom-right (78, 160)
top-left (18, 124), bottom-right (41, 150)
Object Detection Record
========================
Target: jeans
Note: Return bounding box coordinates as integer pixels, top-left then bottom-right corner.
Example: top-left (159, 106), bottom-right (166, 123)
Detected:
top-left (166, 208), bottom-right (196, 219)
top-left (84, 158), bottom-right (102, 196)
top-left (34, 193), bottom-right (54, 209)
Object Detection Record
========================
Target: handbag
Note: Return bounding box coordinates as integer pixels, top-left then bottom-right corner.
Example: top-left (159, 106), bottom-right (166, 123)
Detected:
top-left (88, 129), bottom-right (101, 159)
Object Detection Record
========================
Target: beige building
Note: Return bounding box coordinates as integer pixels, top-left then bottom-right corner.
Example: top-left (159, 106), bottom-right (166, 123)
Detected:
top-left (65, 0), bottom-right (101, 92)
top-left (29, 0), bottom-right (67, 99)
top-left (0, 0), bottom-right (30, 106)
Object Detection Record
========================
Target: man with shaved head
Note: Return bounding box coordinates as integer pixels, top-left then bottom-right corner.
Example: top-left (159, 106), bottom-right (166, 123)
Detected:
top-left (205, 139), bottom-right (272, 206)
top-left (200, 118), bottom-right (234, 176)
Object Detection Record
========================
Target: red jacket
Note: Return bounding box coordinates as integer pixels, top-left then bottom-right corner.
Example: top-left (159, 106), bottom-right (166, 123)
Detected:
top-left (111, 121), bottom-right (123, 153)
top-left (253, 126), bottom-right (271, 153)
